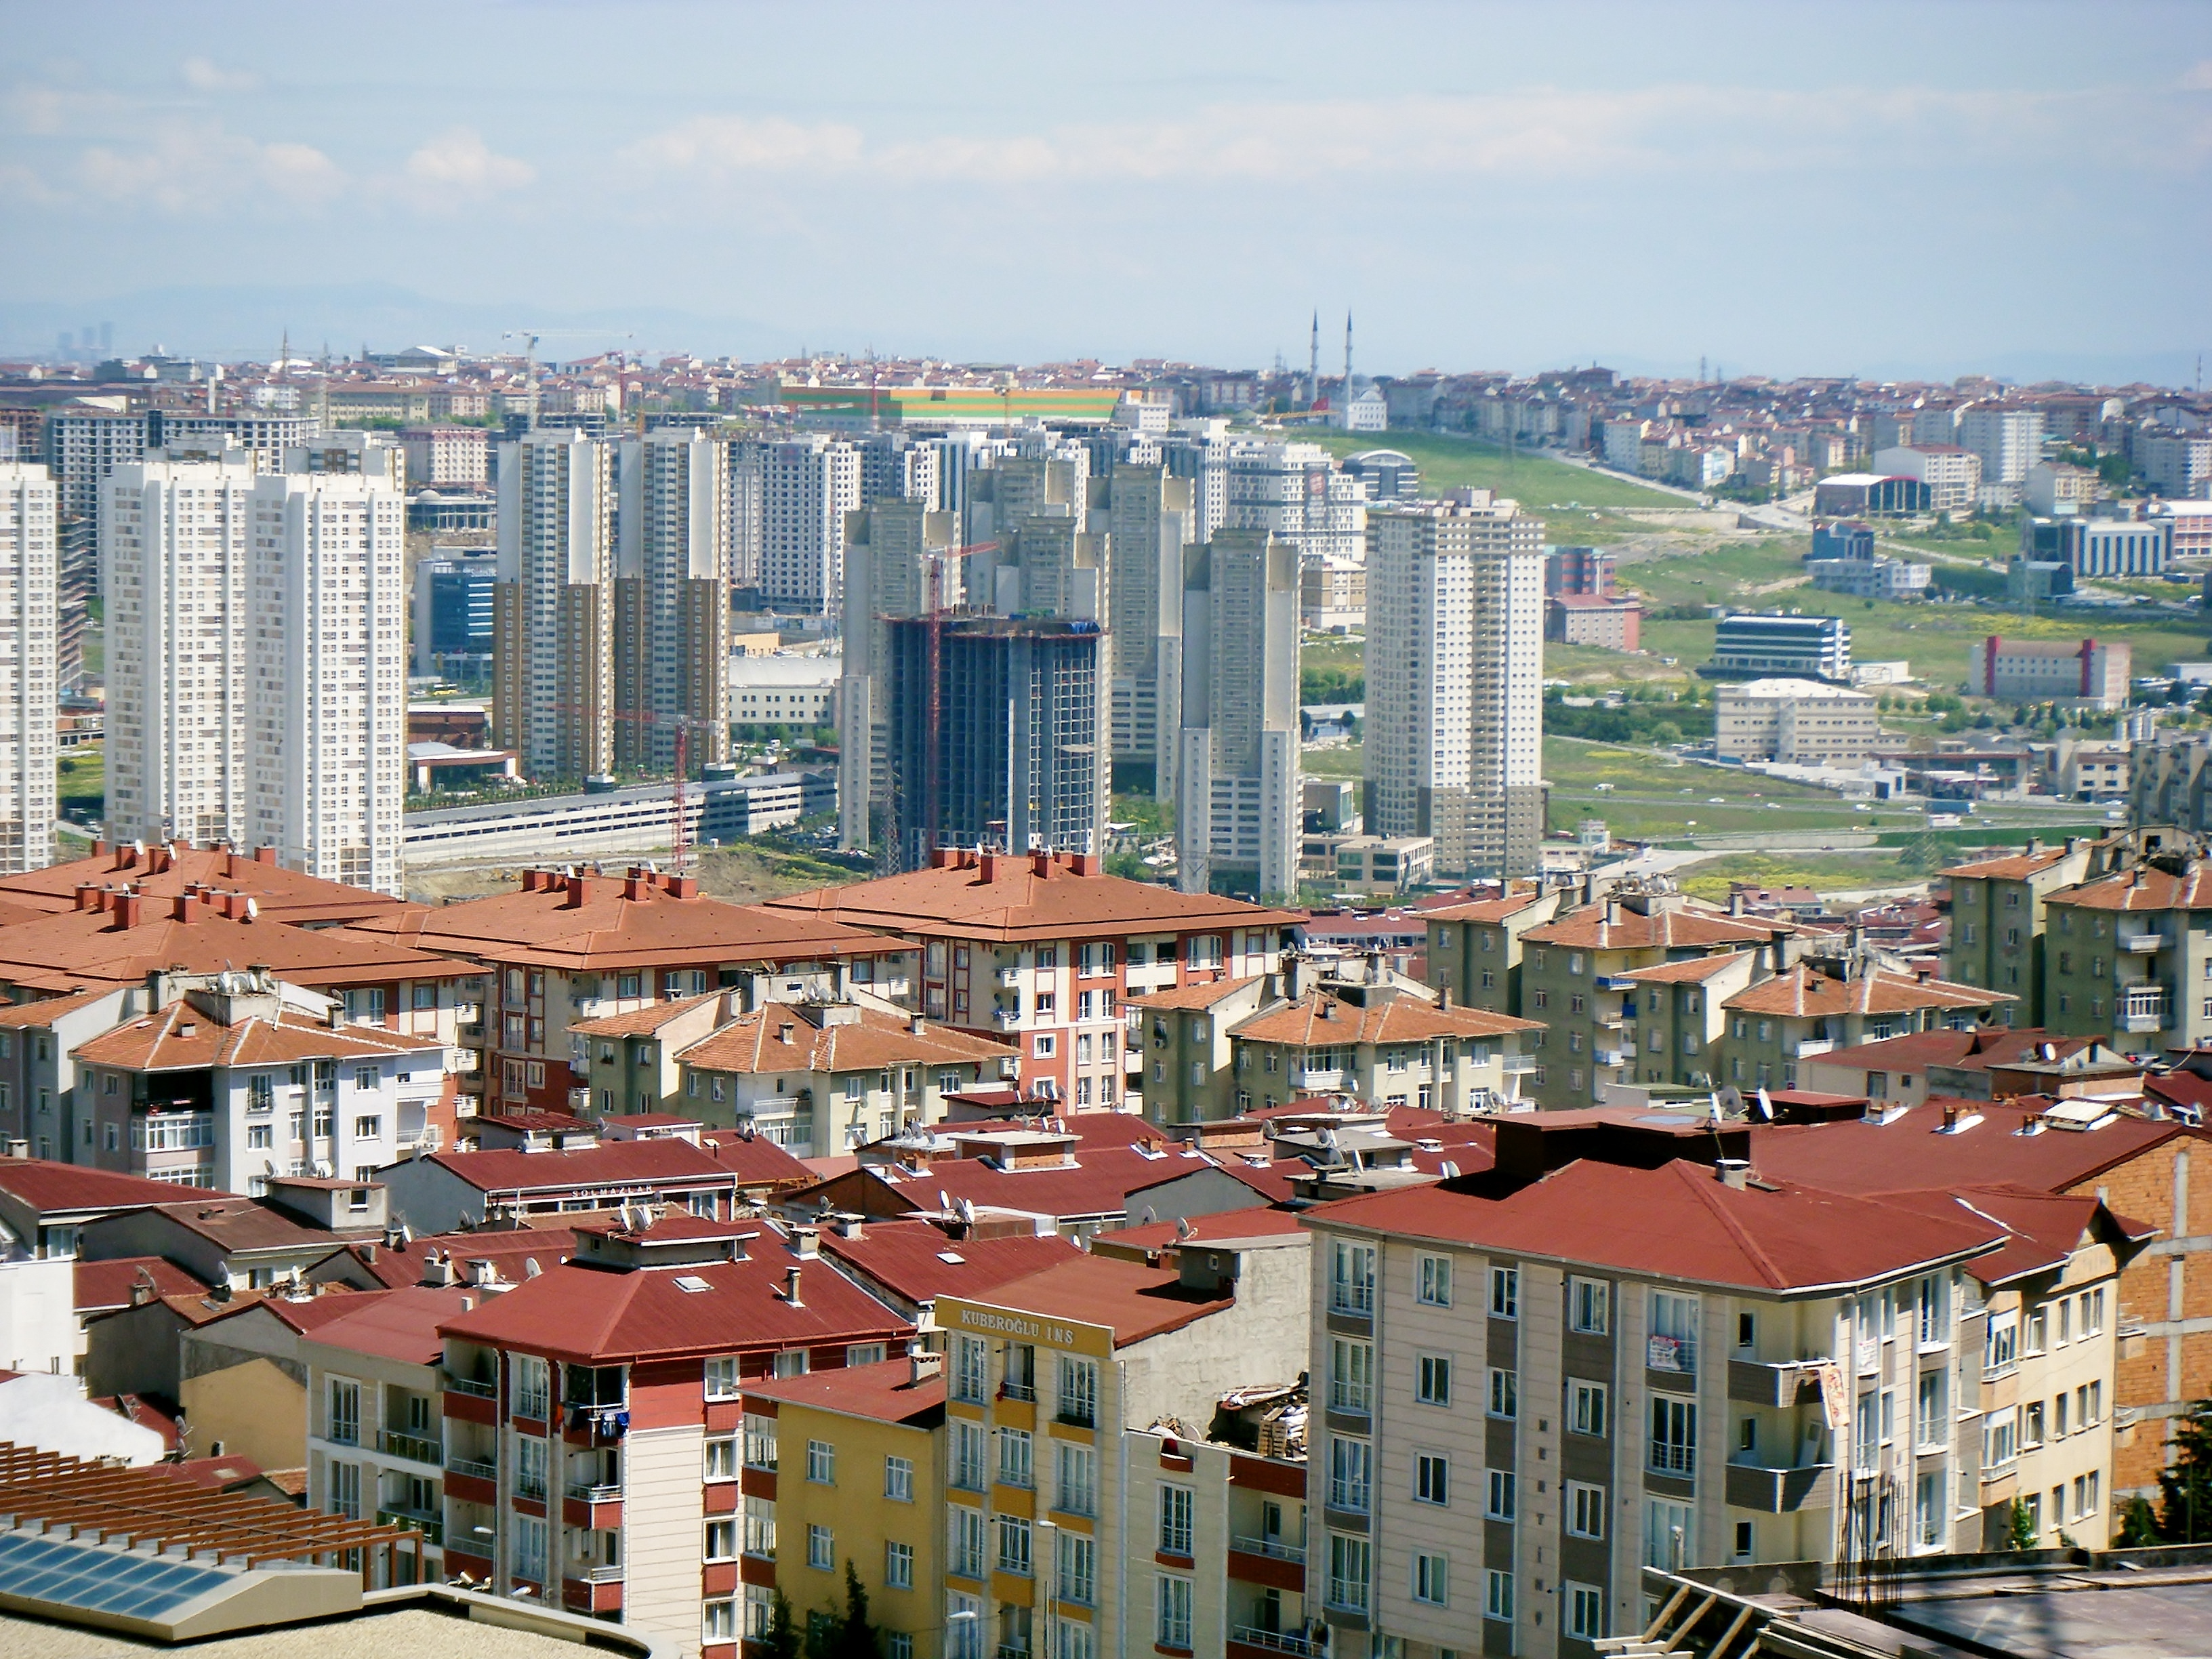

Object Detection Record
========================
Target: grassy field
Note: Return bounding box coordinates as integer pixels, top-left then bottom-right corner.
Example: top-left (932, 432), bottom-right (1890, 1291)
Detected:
top-left (404, 840), bottom-right (862, 905)
top-left (58, 745), bottom-right (102, 822)
top-left (1303, 743), bottom-right (1365, 779)
top-left (1672, 849), bottom-right (1926, 901)
top-left (1306, 428), bottom-right (1683, 543)
top-left (1542, 735), bottom-right (1907, 839)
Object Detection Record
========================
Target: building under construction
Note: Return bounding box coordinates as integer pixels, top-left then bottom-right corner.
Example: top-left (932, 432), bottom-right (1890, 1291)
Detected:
top-left (882, 615), bottom-right (1107, 872)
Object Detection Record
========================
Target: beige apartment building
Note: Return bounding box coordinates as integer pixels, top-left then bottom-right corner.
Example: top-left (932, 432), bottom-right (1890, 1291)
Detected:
top-left (1715, 678), bottom-right (1881, 766)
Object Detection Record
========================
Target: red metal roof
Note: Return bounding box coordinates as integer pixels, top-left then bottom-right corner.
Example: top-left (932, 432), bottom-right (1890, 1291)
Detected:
top-left (73, 1255), bottom-right (212, 1315)
top-left (967, 1254), bottom-right (1234, 1347)
top-left (816, 1219), bottom-right (1080, 1307)
top-left (0, 1158), bottom-right (237, 1217)
top-left (1748, 1098), bottom-right (2188, 1197)
top-left (743, 1354), bottom-right (945, 1426)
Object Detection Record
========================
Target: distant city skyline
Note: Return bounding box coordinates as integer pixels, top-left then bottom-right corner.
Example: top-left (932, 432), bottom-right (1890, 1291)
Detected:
top-left (2, 2), bottom-right (2209, 384)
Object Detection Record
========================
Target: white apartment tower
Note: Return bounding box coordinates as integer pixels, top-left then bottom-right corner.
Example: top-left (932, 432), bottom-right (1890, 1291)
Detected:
top-left (0, 464), bottom-right (57, 874)
top-left (838, 497), bottom-right (960, 851)
top-left (102, 447), bottom-right (258, 846)
top-left (615, 430), bottom-right (731, 775)
top-left (1176, 529), bottom-right (1301, 901)
top-left (247, 463), bottom-right (408, 894)
top-left (1223, 438), bottom-right (1367, 563)
top-left (758, 434), bottom-right (861, 613)
top-left (1365, 495), bottom-right (1547, 878)
top-left (1101, 464), bottom-right (1195, 794)
top-left (494, 429), bottom-right (614, 781)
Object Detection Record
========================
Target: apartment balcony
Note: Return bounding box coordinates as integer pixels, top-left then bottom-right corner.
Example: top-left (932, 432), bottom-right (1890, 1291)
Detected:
top-left (2118, 930), bottom-right (2165, 954)
top-left (567, 1480), bottom-right (624, 1502)
top-left (2121, 988), bottom-right (2169, 1033)
top-left (1229, 1627), bottom-right (1319, 1659)
top-left (1723, 1460), bottom-right (1836, 1513)
top-left (1647, 1336), bottom-right (1697, 1377)
top-left (1596, 1048), bottom-right (1630, 1069)
top-left (996, 968), bottom-right (1021, 988)
top-left (1500, 1054), bottom-right (1538, 1074)
top-left (1727, 1358), bottom-right (1828, 1408)
top-left (446, 1454), bottom-right (497, 1482)
top-left (445, 1374), bottom-right (497, 1399)
top-left (377, 1507), bottom-right (444, 1547)
top-left (379, 1429), bottom-right (443, 1467)
top-left (1793, 1038), bottom-right (1837, 1060)
top-left (994, 1008), bottom-right (1023, 1032)
top-left (568, 1088), bottom-right (592, 1113)
top-left (1595, 975), bottom-right (1639, 991)
top-left (1229, 1534), bottom-right (1306, 1565)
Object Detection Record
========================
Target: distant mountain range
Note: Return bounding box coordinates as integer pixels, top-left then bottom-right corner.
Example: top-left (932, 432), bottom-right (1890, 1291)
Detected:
top-left (0, 283), bottom-right (779, 364)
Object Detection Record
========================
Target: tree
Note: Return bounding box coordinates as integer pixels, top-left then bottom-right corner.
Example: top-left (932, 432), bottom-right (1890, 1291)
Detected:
top-left (2118, 1495), bottom-right (2162, 1547)
top-left (2008, 1497), bottom-right (2039, 1550)
top-left (758, 1592), bottom-right (802, 1659)
top-left (2157, 1404), bottom-right (2212, 1542)
top-left (804, 1562), bottom-right (878, 1659)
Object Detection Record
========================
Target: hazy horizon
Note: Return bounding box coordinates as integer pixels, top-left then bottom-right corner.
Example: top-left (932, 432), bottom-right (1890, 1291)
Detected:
top-left (4, 1), bottom-right (2209, 385)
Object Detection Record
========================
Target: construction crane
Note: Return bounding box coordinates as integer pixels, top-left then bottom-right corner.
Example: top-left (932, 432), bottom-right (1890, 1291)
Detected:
top-left (539, 702), bottom-right (724, 871)
top-left (501, 329), bottom-right (638, 428)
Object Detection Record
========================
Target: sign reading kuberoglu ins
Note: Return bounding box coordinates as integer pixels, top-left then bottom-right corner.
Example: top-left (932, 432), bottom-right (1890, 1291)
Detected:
top-left (947, 1301), bottom-right (1110, 1356)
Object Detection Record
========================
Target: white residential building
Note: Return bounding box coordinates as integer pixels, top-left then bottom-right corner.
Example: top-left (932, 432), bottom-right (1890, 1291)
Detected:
top-left (0, 464), bottom-right (56, 874)
top-left (248, 463), bottom-right (409, 895)
top-left (1103, 464), bottom-right (1196, 794)
top-left (102, 447), bottom-right (258, 846)
top-left (615, 429), bottom-right (731, 774)
top-left (1715, 678), bottom-right (1882, 766)
top-left (1223, 438), bottom-right (1367, 564)
top-left (1366, 493), bottom-right (1547, 879)
top-left (1177, 529), bottom-right (1302, 901)
top-left (494, 429), bottom-right (614, 782)
top-left (1957, 407), bottom-right (2047, 487)
top-left (759, 434), bottom-right (862, 613)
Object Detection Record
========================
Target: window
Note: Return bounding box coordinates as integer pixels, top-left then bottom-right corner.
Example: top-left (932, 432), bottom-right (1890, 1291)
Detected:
top-left (1650, 1290), bottom-right (1699, 1374)
top-left (1568, 1481), bottom-right (1606, 1539)
top-left (1055, 1441), bottom-right (1097, 1516)
top-left (1571, 1276), bottom-right (1610, 1334)
top-left (1415, 1452), bottom-right (1450, 1506)
top-left (1156, 1574), bottom-right (1193, 1651)
top-left (807, 1524), bottom-right (833, 1571)
top-left (1487, 1469), bottom-right (1516, 1521)
top-left (1330, 1240), bottom-right (1376, 1314)
top-left (1917, 1370), bottom-right (1950, 1449)
top-left (743, 1414), bottom-right (777, 1469)
top-left (514, 1515), bottom-right (547, 1584)
top-left (1158, 1483), bottom-right (1195, 1555)
top-left (2083, 1286), bottom-right (2107, 1336)
top-left (327, 1379), bottom-right (360, 1445)
top-left (1326, 1533), bottom-right (1371, 1614)
top-left (1416, 1353), bottom-right (1452, 1406)
top-left (515, 1437), bottom-right (547, 1500)
top-left (1490, 1264), bottom-right (1517, 1318)
top-left (2075, 1470), bottom-right (2101, 1520)
top-left (1985, 1407), bottom-right (2018, 1469)
top-left (744, 1505), bottom-right (777, 1558)
top-left (885, 1540), bottom-right (914, 1590)
top-left (806, 1439), bottom-right (834, 1484)
top-left (705, 1436), bottom-right (739, 1479)
top-left (951, 1334), bottom-right (988, 1403)
top-left (996, 1513), bottom-right (1032, 1575)
top-left (247, 1123), bottom-right (273, 1149)
top-left (1488, 1367), bottom-right (1517, 1420)
top-left (1418, 1254), bottom-right (1453, 1307)
top-left (1570, 1379), bottom-right (1610, 1438)
top-left (1651, 1397), bottom-right (1697, 1475)
top-left (1568, 1582), bottom-right (1607, 1641)
top-left (1916, 1276), bottom-right (1950, 1347)
top-left (1328, 1435), bottom-right (1372, 1513)
top-left (703, 1599), bottom-right (737, 1643)
top-left (997, 1427), bottom-right (1033, 1488)
top-left (705, 1519), bottom-right (737, 1561)
top-left (1914, 1469), bottom-right (1944, 1549)
top-left (703, 1356), bottom-right (739, 1399)
top-left (948, 1507), bottom-right (984, 1578)
top-left (1413, 1553), bottom-right (1450, 1606)
top-left (1986, 1311), bottom-right (2018, 1376)
top-left (1058, 1357), bottom-right (1098, 1427)
top-left (511, 1355), bottom-right (549, 1420)
top-left (1646, 1498), bottom-right (1695, 1569)
top-left (1057, 1530), bottom-right (1096, 1604)
top-left (2024, 1399), bottom-right (2047, 1447)
top-left (1484, 1569), bottom-right (1514, 1622)
top-left (882, 1453), bottom-right (914, 1501)
top-left (1330, 1338), bottom-right (1374, 1415)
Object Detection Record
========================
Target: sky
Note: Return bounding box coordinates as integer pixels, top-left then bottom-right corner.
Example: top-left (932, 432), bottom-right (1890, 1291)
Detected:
top-left (2, 0), bottom-right (2209, 383)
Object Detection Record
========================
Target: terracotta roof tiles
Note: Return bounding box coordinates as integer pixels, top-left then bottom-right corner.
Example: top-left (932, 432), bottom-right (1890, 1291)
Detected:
top-left (1522, 903), bottom-right (1782, 951)
top-left (1721, 963), bottom-right (2013, 1019)
top-left (1229, 991), bottom-right (1537, 1047)
top-left (72, 1002), bottom-right (446, 1073)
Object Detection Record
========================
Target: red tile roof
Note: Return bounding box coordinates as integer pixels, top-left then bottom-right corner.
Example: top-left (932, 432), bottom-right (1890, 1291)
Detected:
top-left (73, 1256), bottom-right (212, 1315)
top-left (764, 851), bottom-right (1301, 943)
top-left (2050, 866), bottom-right (2212, 912)
top-left (436, 1247), bottom-right (912, 1364)
top-left (414, 1137), bottom-right (773, 1199)
top-left (1126, 975), bottom-right (1267, 1012)
top-left (71, 1001), bottom-right (446, 1072)
top-left (1620, 951), bottom-right (1759, 985)
top-left (695, 1130), bottom-right (818, 1189)
top-left (1889, 1185), bottom-right (2158, 1286)
top-left (1940, 849), bottom-right (2074, 881)
top-left (300, 1285), bottom-right (485, 1364)
top-left (1802, 1027), bottom-right (2097, 1076)
top-left (133, 1196), bottom-right (378, 1256)
top-left (676, 1004), bottom-right (1014, 1076)
top-left (1747, 1098), bottom-right (2189, 1197)
top-left (0, 903), bottom-right (468, 993)
top-left (1415, 893), bottom-right (1546, 924)
top-left (1720, 963), bottom-right (2012, 1019)
top-left (1522, 903), bottom-right (1782, 951)
top-left (0, 844), bottom-right (411, 924)
top-left (1309, 1159), bottom-right (2009, 1292)
top-left (567, 992), bottom-right (722, 1037)
top-left (1228, 991), bottom-right (1537, 1046)
top-left (0, 1158), bottom-right (237, 1216)
top-left (742, 1354), bottom-right (945, 1426)
top-left (968, 1254), bottom-right (1233, 1347)
top-left (0, 987), bottom-right (124, 1027)
top-left (1100, 1208), bottom-right (1311, 1252)
top-left (816, 1219), bottom-right (1080, 1308)
top-left (350, 872), bottom-right (901, 972)
top-left (333, 1228), bottom-right (579, 1289)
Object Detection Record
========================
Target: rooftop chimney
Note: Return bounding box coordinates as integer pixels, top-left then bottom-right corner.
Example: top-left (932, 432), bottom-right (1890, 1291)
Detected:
top-left (908, 1345), bottom-right (943, 1386)
top-left (980, 851), bottom-right (1001, 881)
top-left (173, 893), bottom-right (199, 924)
top-left (1715, 1158), bottom-right (1750, 1190)
top-left (792, 1227), bottom-right (819, 1260)
top-left (254, 845), bottom-right (276, 865)
top-left (783, 1265), bottom-right (803, 1306)
top-left (112, 892), bottom-right (143, 930)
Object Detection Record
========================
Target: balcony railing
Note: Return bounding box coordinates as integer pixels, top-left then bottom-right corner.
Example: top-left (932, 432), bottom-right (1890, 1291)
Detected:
top-left (2122, 988), bottom-right (2169, 1032)
top-left (2118, 930), bottom-right (2164, 954)
top-left (1231, 1629), bottom-right (1318, 1657)
top-left (999, 1380), bottom-right (1037, 1404)
top-left (380, 1429), bottom-right (443, 1464)
top-left (1500, 1053), bottom-right (1538, 1073)
top-left (994, 1009), bottom-right (1023, 1031)
top-left (1793, 1038), bottom-right (1836, 1059)
top-left (1648, 1440), bottom-right (1696, 1476)
top-left (377, 1507), bottom-right (444, 1546)
top-left (447, 1454), bottom-right (497, 1481)
top-left (445, 1375), bottom-right (497, 1399)
top-left (1595, 975), bottom-right (1639, 991)
top-left (574, 1564), bottom-right (625, 1584)
top-left (567, 1481), bottom-right (623, 1502)
top-left (1647, 1335), bottom-right (1697, 1375)
top-left (1230, 1534), bottom-right (1306, 1564)
top-left (1722, 1461), bottom-right (1835, 1513)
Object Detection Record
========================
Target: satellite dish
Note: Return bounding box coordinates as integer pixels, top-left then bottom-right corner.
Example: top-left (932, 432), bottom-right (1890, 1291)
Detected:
top-left (244, 897), bottom-right (258, 920)
top-left (525, 1258), bottom-right (542, 1277)
top-left (1715, 1086), bottom-right (1744, 1120)
top-left (937, 1189), bottom-right (951, 1214)
top-left (1175, 1216), bottom-right (1194, 1241)
top-left (957, 1198), bottom-right (977, 1225)
top-left (1439, 1160), bottom-right (1461, 1179)
top-left (1754, 1087), bottom-right (1774, 1122)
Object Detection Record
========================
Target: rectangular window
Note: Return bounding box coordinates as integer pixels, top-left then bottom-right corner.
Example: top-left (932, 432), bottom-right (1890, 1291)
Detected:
top-left (952, 1334), bottom-right (987, 1402)
top-left (743, 1415), bottom-right (777, 1470)
top-left (1650, 1290), bottom-right (1700, 1374)
top-left (1057, 1357), bottom-right (1098, 1427)
top-left (884, 1541), bottom-right (914, 1590)
top-left (1057, 1530), bottom-right (1097, 1604)
top-left (1156, 1574), bottom-right (1193, 1651)
top-left (514, 1437), bottom-right (547, 1500)
top-left (1486, 1469), bottom-right (1516, 1521)
top-left (704, 1599), bottom-right (737, 1643)
top-left (1985, 1407), bottom-right (2019, 1469)
top-left (1330, 1338), bottom-right (1374, 1415)
top-left (1328, 1436), bottom-right (1372, 1514)
top-left (1415, 1452), bottom-right (1450, 1506)
top-left (1489, 1264), bottom-right (1517, 1318)
top-left (1650, 1397), bottom-right (1697, 1475)
top-left (744, 1504), bottom-right (777, 1558)
top-left (1488, 1367), bottom-right (1517, 1420)
top-left (1568, 1582), bottom-right (1607, 1641)
top-left (514, 1515), bottom-right (547, 1583)
top-left (703, 1356), bottom-right (739, 1399)
top-left (1568, 1480), bottom-right (1606, 1539)
top-left (705, 1436), bottom-right (738, 1479)
top-left (807, 1524), bottom-right (833, 1571)
top-left (510, 1354), bottom-right (549, 1420)
top-left (1054, 1440), bottom-right (1097, 1516)
top-left (1330, 1240), bottom-right (1376, 1314)
top-left (1571, 1276), bottom-right (1610, 1334)
top-left (996, 1513), bottom-right (1032, 1576)
top-left (1485, 1569), bottom-right (1514, 1622)
top-left (885, 1454), bottom-right (914, 1501)
top-left (806, 1439), bottom-right (834, 1484)
top-left (1646, 1498), bottom-right (1696, 1569)
top-left (1413, 1553), bottom-right (1450, 1606)
top-left (1569, 1377), bottom-right (1610, 1439)
top-left (948, 1508), bottom-right (984, 1579)
top-left (997, 1427), bottom-right (1033, 1488)
top-left (327, 1378), bottom-right (360, 1445)
top-left (1416, 1353), bottom-right (1452, 1406)
top-left (1327, 1533), bottom-right (1371, 1614)
top-left (1917, 1370), bottom-right (1949, 1449)
top-left (1418, 1254), bottom-right (1453, 1307)
top-left (1158, 1483), bottom-right (1195, 1555)
top-left (705, 1519), bottom-right (737, 1561)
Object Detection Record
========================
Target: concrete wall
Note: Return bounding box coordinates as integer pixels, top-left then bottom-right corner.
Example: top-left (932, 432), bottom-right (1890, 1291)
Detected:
top-left (624, 1420), bottom-right (707, 1658)
top-left (182, 1354), bottom-right (306, 1469)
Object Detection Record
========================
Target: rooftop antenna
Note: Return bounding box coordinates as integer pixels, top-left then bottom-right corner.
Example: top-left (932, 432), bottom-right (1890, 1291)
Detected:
top-left (1308, 310), bottom-right (1319, 408)
top-left (1343, 310), bottom-right (1353, 410)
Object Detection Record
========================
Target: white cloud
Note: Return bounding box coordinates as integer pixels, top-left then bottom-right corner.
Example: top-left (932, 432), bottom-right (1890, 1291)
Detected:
top-left (621, 115), bottom-right (864, 174)
top-left (75, 121), bottom-right (342, 211)
top-left (181, 56), bottom-right (260, 94)
top-left (402, 126), bottom-right (535, 196)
